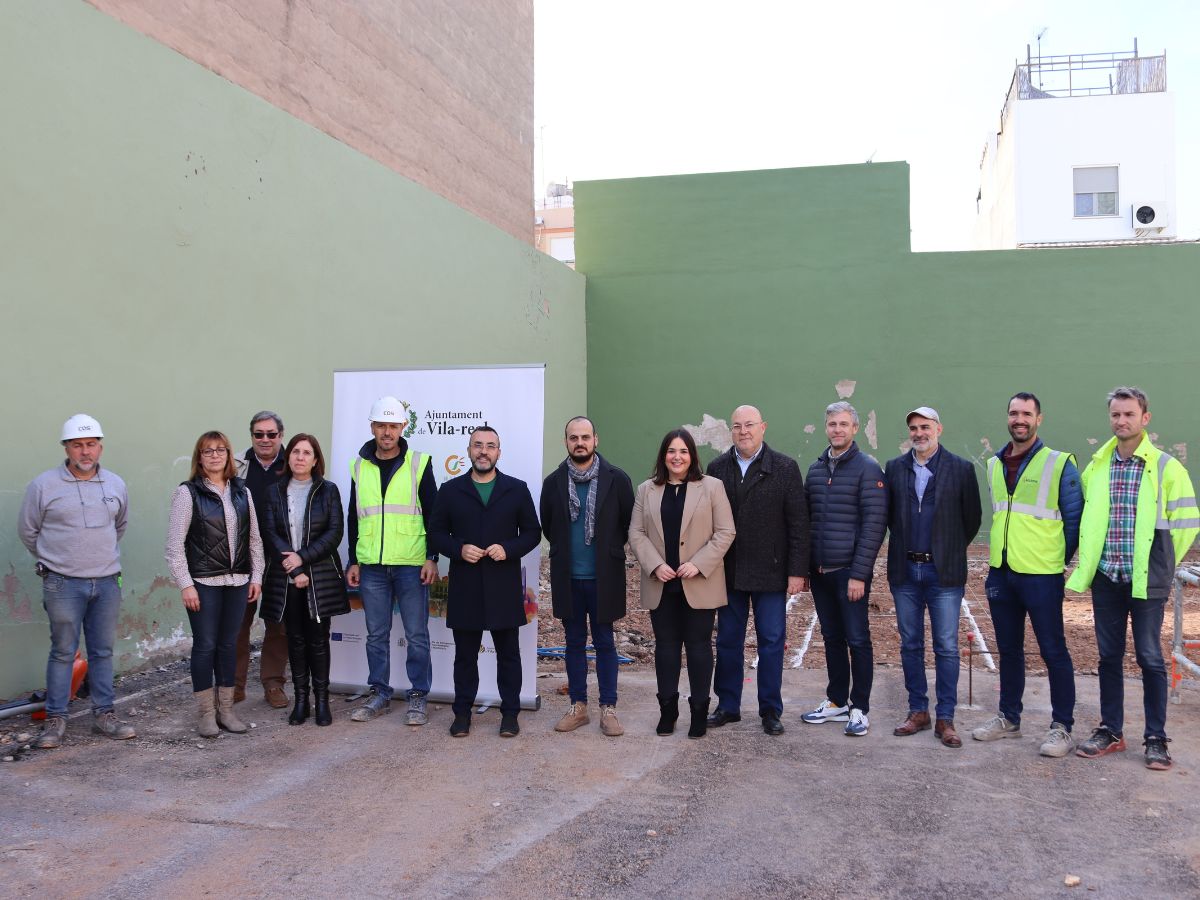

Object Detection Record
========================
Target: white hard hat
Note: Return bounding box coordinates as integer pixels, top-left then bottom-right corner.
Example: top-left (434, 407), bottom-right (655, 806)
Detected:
top-left (368, 396), bottom-right (406, 424)
top-left (61, 414), bottom-right (104, 442)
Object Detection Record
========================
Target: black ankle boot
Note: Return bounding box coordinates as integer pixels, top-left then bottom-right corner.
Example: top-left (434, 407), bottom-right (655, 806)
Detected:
top-left (288, 688), bottom-right (311, 725)
top-left (313, 690), bottom-right (332, 726)
top-left (688, 697), bottom-right (710, 739)
top-left (656, 692), bottom-right (679, 735)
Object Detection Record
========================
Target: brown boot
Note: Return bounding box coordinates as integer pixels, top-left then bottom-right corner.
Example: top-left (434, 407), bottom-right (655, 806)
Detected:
top-left (893, 710), bottom-right (932, 736)
top-left (215, 687), bottom-right (248, 734)
top-left (935, 719), bottom-right (963, 748)
top-left (195, 688), bottom-right (219, 738)
top-left (554, 702), bottom-right (590, 732)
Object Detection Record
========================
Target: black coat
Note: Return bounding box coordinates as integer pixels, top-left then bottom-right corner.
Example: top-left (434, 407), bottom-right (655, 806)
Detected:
top-left (540, 455), bottom-right (634, 623)
top-left (705, 443), bottom-right (810, 592)
top-left (805, 442), bottom-right (888, 582)
top-left (884, 448), bottom-right (982, 588)
top-left (261, 477), bottom-right (350, 622)
top-left (427, 471), bottom-right (542, 631)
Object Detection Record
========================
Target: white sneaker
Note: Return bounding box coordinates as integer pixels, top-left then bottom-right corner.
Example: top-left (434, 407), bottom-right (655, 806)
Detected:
top-left (844, 709), bottom-right (869, 736)
top-left (971, 714), bottom-right (1021, 742)
top-left (1039, 723), bottom-right (1075, 758)
top-left (801, 699), bottom-right (850, 724)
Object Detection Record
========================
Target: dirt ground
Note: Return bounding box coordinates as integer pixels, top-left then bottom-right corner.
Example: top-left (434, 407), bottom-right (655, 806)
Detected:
top-left (3, 551), bottom-right (1199, 898)
top-left (3, 661), bottom-right (1199, 899)
top-left (538, 550), bottom-right (1200, 685)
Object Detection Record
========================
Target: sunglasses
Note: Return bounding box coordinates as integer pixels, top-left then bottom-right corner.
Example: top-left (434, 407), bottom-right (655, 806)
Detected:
top-left (252, 431), bottom-right (280, 439)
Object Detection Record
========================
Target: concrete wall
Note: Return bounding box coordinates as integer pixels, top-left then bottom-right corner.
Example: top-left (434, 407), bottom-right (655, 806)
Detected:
top-left (86, 0), bottom-right (535, 243)
top-left (1012, 92), bottom-right (1176, 244)
top-left (577, 163), bottom-right (1200, 499)
top-left (0, 1), bottom-right (583, 699)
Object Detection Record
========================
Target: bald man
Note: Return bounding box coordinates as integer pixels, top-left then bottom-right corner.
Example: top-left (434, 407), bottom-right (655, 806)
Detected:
top-left (705, 405), bottom-right (810, 734)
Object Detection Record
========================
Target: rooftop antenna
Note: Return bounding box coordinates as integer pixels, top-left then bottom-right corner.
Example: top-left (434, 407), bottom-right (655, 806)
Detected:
top-left (1036, 27), bottom-right (1048, 89)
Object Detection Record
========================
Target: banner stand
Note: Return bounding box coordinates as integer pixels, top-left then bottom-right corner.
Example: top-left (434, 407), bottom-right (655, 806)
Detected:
top-left (327, 366), bottom-right (545, 711)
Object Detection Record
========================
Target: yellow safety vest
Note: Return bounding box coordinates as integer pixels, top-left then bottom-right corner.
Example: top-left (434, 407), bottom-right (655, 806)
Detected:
top-left (351, 451), bottom-right (429, 566)
top-left (1067, 433), bottom-right (1200, 599)
top-left (987, 446), bottom-right (1071, 574)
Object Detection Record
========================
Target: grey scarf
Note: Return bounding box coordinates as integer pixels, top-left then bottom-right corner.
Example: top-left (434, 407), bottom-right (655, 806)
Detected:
top-left (567, 455), bottom-right (601, 545)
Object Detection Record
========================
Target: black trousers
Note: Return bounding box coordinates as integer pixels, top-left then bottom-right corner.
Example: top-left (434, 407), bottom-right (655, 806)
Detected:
top-left (650, 588), bottom-right (716, 700)
top-left (282, 583), bottom-right (331, 693)
top-left (452, 627), bottom-right (522, 716)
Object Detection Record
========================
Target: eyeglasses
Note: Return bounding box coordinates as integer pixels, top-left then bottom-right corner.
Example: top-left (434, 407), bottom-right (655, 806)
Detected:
top-left (252, 431), bottom-right (279, 439)
top-left (200, 448), bottom-right (229, 457)
top-left (731, 422), bottom-right (761, 432)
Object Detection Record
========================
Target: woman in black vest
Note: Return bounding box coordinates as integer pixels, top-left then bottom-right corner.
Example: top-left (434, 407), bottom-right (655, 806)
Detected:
top-left (166, 431), bottom-right (264, 737)
top-left (261, 434), bottom-right (349, 727)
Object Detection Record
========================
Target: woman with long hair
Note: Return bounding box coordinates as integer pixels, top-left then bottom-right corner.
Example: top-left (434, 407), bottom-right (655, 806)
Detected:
top-left (628, 428), bottom-right (735, 737)
top-left (261, 433), bottom-right (349, 726)
top-left (166, 431), bottom-right (264, 737)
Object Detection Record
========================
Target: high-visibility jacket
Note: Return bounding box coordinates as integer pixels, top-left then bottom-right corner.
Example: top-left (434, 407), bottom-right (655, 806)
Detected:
top-left (988, 445), bottom-right (1072, 574)
top-left (1067, 433), bottom-right (1199, 600)
top-left (351, 451), bottom-right (430, 566)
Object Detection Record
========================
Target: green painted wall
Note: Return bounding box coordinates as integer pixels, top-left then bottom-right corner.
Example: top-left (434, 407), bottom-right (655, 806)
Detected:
top-left (578, 164), bottom-right (1200, 499)
top-left (0, 2), bottom-right (584, 699)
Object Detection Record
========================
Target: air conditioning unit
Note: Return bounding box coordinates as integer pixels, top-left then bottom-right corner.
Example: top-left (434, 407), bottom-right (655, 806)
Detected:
top-left (1131, 200), bottom-right (1170, 233)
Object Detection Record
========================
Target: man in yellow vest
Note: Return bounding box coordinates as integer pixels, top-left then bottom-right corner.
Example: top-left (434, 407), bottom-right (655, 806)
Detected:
top-left (1068, 387), bottom-right (1198, 771)
top-left (346, 396), bottom-right (439, 724)
top-left (972, 393), bottom-right (1082, 757)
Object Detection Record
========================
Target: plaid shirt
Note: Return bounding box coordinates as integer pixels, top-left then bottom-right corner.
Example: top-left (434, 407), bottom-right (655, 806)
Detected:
top-left (1098, 450), bottom-right (1145, 583)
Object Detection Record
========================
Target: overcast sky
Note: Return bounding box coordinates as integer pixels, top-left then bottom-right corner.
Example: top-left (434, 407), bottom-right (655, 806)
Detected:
top-left (534, 0), bottom-right (1200, 250)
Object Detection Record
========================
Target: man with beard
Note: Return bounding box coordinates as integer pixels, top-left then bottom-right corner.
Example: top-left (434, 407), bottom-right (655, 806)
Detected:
top-left (1068, 387), bottom-right (1198, 771)
top-left (346, 396), bottom-right (439, 724)
top-left (972, 393), bottom-right (1082, 758)
top-left (428, 426), bottom-right (541, 737)
top-left (885, 407), bottom-right (981, 749)
top-left (541, 417), bottom-right (634, 737)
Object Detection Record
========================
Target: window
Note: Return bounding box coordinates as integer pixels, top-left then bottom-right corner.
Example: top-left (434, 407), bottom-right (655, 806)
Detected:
top-left (549, 237), bottom-right (575, 263)
top-left (1073, 166), bottom-right (1118, 217)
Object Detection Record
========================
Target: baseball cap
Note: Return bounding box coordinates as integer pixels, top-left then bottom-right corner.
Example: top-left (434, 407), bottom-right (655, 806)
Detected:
top-left (905, 406), bottom-right (940, 424)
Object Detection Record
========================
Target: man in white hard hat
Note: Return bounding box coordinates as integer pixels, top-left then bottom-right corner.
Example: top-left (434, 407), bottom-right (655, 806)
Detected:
top-left (18, 414), bottom-right (136, 749)
top-left (345, 397), bottom-right (439, 723)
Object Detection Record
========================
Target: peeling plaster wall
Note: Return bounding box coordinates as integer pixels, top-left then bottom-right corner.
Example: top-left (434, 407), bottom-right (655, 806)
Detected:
top-left (0, 2), bottom-right (583, 699)
top-left (86, 0), bottom-right (535, 243)
top-left (577, 163), bottom-right (1200, 510)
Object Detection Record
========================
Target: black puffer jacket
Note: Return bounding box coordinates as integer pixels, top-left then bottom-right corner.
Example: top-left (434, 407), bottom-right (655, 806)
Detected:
top-left (805, 442), bottom-right (888, 582)
top-left (261, 477), bottom-right (349, 622)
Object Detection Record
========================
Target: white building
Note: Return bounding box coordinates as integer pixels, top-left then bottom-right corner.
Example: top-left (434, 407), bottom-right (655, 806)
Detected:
top-left (975, 45), bottom-right (1175, 249)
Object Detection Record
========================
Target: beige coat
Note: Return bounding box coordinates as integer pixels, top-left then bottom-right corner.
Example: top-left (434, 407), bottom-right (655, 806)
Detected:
top-left (628, 475), bottom-right (736, 611)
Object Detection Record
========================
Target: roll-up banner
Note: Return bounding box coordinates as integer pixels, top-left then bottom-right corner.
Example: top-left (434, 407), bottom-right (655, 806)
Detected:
top-left (328, 366), bottom-right (544, 710)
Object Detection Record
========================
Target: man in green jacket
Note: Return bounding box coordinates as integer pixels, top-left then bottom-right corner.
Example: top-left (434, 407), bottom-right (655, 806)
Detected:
top-left (1067, 387), bottom-right (1198, 770)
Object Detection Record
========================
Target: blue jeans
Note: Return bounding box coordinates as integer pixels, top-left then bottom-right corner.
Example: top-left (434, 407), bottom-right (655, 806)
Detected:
top-left (359, 564), bottom-right (431, 699)
top-left (42, 574), bottom-right (121, 716)
top-left (187, 583), bottom-right (250, 691)
top-left (985, 567), bottom-right (1075, 730)
top-left (811, 569), bottom-right (874, 713)
top-left (714, 590), bottom-right (786, 717)
top-left (1090, 573), bottom-right (1168, 740)
top-left (563, 579), bottom-right (618, 706)
top-left (891, 561), bottom-right (962, 721)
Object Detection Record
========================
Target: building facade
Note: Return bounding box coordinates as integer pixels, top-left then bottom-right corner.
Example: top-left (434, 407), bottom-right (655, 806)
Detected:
top-left (975, 46), bottom-right (1176, 249)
